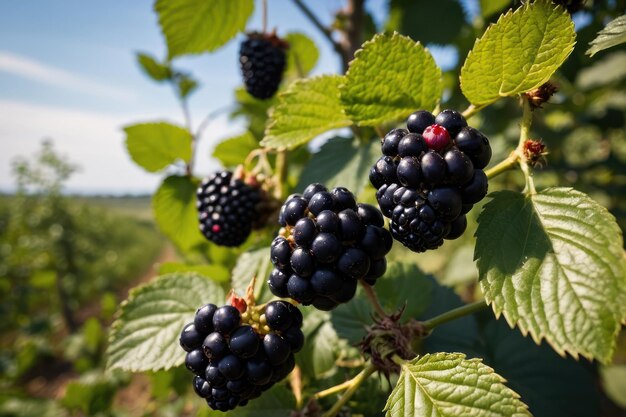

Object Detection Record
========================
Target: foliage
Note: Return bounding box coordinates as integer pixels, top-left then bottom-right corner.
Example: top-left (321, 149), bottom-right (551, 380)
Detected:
top-left (7, 1), bottom-right (626, 416)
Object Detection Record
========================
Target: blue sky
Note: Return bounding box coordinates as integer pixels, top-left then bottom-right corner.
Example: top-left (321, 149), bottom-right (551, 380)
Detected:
top-left (0, 0), bottom-right (471, 194)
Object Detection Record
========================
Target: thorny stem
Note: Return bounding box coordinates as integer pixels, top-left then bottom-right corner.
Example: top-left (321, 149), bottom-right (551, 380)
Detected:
top-left (422, 300), bottom-right (488, 331)
top-left (322, 363), bottom-right (376, 417)
top-left (360, 281), bottom-right (387, 317)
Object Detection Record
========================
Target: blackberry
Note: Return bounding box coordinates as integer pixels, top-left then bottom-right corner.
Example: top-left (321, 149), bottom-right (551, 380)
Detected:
top-left (180, 300), bottom-right (303, 411)
top-left (197, 170), bottom-right (270, 247)
top-left (269, 184), bottom-right (393, 310)
top-left (239, 33), bottom-right (288, 100)
top-left (370, 109), bottom-right (492, 252)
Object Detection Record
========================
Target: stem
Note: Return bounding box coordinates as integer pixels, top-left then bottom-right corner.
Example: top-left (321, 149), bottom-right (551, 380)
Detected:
top-left (262, 0), bottom-right (268, 33)
top-left (422, 300), bottom-right (488, 331)
top-left (323, 363), bottom-right (376, 417)
top-left (195, 106), bottom-right (233, 139)
top-left (273, 150), bottom-right (288, 200)
top-left (290, 365), bottom-right (303, 408)
top-left (360, 281), bottom-right (387, 317)
top-left (461, 104), bottom-right (485, 120)
top-left (314, 378), bottom-right (355, 399)
top-left (484, 152), bottom-right (518, 179)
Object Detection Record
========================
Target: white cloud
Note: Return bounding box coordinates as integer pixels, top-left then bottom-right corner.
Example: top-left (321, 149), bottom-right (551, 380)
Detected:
top-left (0, 99), bottom-right (240, 194)
top-left (0, 50), bottom-right (134, 101)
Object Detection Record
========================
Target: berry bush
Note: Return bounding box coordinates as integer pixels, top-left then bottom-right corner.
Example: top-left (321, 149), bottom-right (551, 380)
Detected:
top-left (106, 1), bottom-right (626, 416)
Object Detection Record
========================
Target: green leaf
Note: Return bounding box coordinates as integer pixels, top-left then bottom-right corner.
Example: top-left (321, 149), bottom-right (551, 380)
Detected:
top-left (296, 137), bottom-right (379, 196)
top-left (107, 273), bottom-right (225, 372)
top-left (228, 385), bottom-right (296, 417)
top-left (341, 32), bottom-right (442, 127)
top-left (384, 353), bottom-right (531, 417)
top-left (483, 318), bottom-right (600, 417)
top-left (212, 131), bottom-right (258, 168)
top-left (601, 365), bottom-right (626, 409)
top-left (124, 122), bottom-right (192, 172)
top-left (386, 0), bottom-right (465, 45)
top-left (62, 371), bottom-right (126, 415)
top-left (136, 52), bottom-right (171, 81)
top-left (261, 75), bottom-right (352, 150)
top-left (480, 0), bottom-right (511, 18)
top-left (332, 262), bottom-right (432, 344)
top-left (460, 1), bottom-right (575, 106)
top-left (587, 15), bottom-right (626, 57)
top-left (285, 32), bottom-right (319, 79)
top-left (153, 176), bottom-right (205, 252)
top-left (155, 0), bottom-right (253, 59)
top-left (176, 73), bottom-right (198, 98)
top-left (231, 247), bottom-right (273, 303)
top-left (299, 310), bottom-right (340, 378)
top-left (475, 189), bottom-right (626, 363)
top-left (158, 262), bottom-right (229, 283)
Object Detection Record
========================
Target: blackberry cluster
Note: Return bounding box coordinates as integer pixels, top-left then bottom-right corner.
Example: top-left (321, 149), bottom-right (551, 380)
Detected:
top-left (180, 300), bottom-right (304, 412)
top-left (269, 184), bottom-right (393, 311)
top-left (197, 171), bottom-right (264, 247)
top-left (369, 110), bottom-right (491, 252)
top-left (239, 33), bottom-right (288, 100)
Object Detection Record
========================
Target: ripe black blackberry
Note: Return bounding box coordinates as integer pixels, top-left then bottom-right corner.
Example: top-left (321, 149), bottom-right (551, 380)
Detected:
top-left (269, 184), bottom-right (392, 311)
top-left (197, 170), bottom-right (272, 247)
top-left (370, 109), bottom-right (491, 252)
top-left (239, 32), bottom-right (288, 100)
top-left (180, 299), bottom-right (304, 412)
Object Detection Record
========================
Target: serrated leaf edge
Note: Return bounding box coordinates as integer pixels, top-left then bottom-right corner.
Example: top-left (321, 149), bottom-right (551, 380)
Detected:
top-left (478, 188), bottom-right (626, 364)
top-left (460, 0), bottom-right (575, 106)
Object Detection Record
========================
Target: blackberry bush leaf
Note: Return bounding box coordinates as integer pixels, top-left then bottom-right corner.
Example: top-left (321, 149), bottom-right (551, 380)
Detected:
top-left (155, 0), bottom-right (253, 59)
top-left (460, 0), bottom-right (575, 106)
top-left (285, 32), bottom-right (319, 79)
top-left (107, 273), bottom-right (225, 372)
top-left (296, 137), bottom-right (379, 196)
top-left (153, 176), bottom-right (205, 251)
top-left (475, 189), bottom-right (626, 363)
top-left (384, 353), bottom-right (531, 417)
top-left (587, 15), bottom-right (626, 57)
top-left (212, 131), bottom-right (258, 168)
top-left (299, 311), bottom-right (340, 377)
top-left (261, 75), bottom-right (352, 150)
top-left (482, 318), bottom-right (600, 417)
top-left (136, 53), bottom-right (171, 81)
top-left (124, 122), bottom-right (192, 172)
top-left (340, 32), bottom-right (442, 126)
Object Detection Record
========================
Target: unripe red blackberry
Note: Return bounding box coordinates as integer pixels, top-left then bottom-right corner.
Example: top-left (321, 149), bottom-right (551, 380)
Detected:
top-left (370, 109), bottom-right (492, 252)
top-left (270, 184), bottom-right (392, 310)
top-left (239, 32), bottom-right (288, 100)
